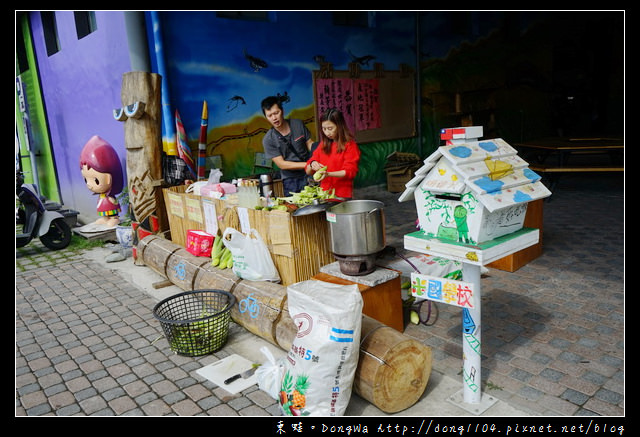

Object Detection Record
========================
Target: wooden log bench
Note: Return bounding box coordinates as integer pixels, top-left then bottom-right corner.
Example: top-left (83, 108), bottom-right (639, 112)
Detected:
top-left (138, 234), bottom-right (431, 413)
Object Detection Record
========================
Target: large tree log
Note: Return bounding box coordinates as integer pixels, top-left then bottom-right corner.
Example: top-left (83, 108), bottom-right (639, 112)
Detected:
top-left (138, 235), bottom-right (431, 413)
top-left (118, 71), bottom-right (169, 263)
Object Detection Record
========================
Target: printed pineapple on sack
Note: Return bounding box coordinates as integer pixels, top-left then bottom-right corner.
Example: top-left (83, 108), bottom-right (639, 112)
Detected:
top-left (280, 370), bottom-right (310, 416)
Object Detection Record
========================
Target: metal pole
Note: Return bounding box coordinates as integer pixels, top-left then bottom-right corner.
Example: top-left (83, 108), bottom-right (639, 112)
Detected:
top-left (124, 11), bottom-right (151, 72)
top-left (462, 262), bottom-right (482, 404)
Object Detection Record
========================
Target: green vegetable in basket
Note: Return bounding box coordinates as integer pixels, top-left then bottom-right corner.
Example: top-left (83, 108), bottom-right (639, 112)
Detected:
top-left (169, 307), bottom-right (229, 355)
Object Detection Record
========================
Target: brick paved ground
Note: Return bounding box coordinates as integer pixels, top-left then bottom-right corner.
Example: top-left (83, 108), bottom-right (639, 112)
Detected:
top-left (365, 173), bottom-right (624, 416)
top-left (16, 172), bottom-right (624, 417)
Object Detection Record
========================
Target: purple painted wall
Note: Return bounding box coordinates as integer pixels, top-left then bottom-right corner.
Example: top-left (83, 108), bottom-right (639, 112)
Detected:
top-left (30, 11), bottom-right (131, 221)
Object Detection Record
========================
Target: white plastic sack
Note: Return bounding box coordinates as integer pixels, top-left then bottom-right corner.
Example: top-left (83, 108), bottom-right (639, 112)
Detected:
top-left (185, 180), bottom-right (208, 195)
top-left (208, 168), bottom-right (222, 184)
top-left (256, 346), bottom-right (285, 400)
top-left (279, 280), bottom-right (363, 416)
top-left (222, 228), bottom-right (280, 282)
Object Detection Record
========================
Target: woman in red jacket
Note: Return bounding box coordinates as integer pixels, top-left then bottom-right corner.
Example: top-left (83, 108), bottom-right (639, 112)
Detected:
top-left (306, 108), bottom-right (361, 199)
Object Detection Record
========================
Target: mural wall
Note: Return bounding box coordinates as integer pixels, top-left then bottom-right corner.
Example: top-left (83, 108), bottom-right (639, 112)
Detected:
top-left (18, 11), bottom-right (623, 221)
top-left (145, 11), bottom-right (420, 186)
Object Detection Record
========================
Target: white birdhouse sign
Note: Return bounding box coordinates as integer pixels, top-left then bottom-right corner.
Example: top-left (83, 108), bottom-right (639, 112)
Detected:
top-left (399, 126), bottom-right (551, 245)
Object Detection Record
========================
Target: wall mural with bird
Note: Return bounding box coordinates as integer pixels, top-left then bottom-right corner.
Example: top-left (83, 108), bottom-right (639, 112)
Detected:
top-left (150, 11), bottom-right (421, 186)
top-left (150, 12), bottom-right (618, 187)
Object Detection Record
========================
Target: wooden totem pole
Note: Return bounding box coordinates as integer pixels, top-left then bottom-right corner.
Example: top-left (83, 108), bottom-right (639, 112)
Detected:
top-left (115, 71), bottom-right (168, 264)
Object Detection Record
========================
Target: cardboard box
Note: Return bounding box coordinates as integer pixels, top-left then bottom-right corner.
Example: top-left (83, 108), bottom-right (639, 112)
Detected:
top-left (386, 167), bottom-right (416, 193)
top-left (384, 151), bottom-right (422, 193)
top-left (186, 230), bottom-right (215, 257)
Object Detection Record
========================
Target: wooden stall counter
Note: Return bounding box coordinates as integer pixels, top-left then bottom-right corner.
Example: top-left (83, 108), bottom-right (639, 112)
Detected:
top-left (162, 184), bottom-right (335, 286)
top-left (313, 262), bottom-right (404, 332)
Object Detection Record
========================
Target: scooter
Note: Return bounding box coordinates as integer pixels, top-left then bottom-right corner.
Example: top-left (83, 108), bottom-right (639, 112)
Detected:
top-left (16, 170), bottom-right (72, 250)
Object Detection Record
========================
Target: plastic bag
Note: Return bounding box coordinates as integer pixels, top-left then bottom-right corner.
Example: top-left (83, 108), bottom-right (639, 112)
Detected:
top-left (199, 169), bottom-right (225, 198)
top-left (256, 346), bottom-right (285, 400)
top-left (208, 168), bottom-right (222, 184)
top-left (222, 228), bottom-right (280, 282)
top-left (185, 181), bottom-right (208, 195)
top-left (279, 279), bottom-right (363, 416)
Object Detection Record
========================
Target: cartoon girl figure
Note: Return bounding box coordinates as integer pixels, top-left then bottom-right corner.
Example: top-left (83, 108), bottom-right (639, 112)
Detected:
top-left (454, 205), bottom-right (470, 244)
top-left (80, 135), bottom-right (124, 228)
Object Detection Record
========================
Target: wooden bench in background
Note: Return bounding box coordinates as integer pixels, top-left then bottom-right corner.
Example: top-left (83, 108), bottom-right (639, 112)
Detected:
top-left (529, 163), bottom-right (624, 173)
top-left (515, 137), bottom-right (623, 188)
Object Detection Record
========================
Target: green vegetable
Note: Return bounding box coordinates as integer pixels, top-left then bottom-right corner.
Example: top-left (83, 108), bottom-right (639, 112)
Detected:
top-left (410, 310), bottom-right (420, 325)
top-left (225, 254), bottom-right (233, 269)
top-left (215, 247), bottom-right (232, 270)
top-left (313, 166), bottom-right (327, 181)
top-left (210, 235), bottom-right (224, 267)
top-left (275, 185), bottom-right (336, 207)
top-left (218, 247), bottom-right (231, 269)
top-left (169, 308), bottom-right (229, 355)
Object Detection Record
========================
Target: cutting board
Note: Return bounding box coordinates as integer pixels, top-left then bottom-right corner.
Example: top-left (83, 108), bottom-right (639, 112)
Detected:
top-left (196, 354), bottom-right (258, 394)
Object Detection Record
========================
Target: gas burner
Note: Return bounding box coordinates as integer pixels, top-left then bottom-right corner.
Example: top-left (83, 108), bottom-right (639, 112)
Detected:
top-left (333, 253), bottom-right (377, 276)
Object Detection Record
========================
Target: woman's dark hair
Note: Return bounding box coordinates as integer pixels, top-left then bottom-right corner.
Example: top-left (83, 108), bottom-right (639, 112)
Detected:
top-left (320, 108), bottom-right (353, 154)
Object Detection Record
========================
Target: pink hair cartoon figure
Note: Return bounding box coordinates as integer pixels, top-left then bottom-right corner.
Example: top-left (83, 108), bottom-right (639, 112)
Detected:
top-left (80, 135), bottom-right (124, 228)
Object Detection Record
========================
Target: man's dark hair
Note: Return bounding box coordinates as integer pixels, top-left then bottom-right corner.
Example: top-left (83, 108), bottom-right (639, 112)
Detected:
top-left (261, 96), bottom-right (282, 114)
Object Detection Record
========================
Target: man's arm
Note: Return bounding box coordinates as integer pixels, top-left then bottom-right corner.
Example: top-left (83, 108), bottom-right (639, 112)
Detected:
top-left (306, 138), bottom-right (315, 150)
top-left (271, 155), bottom-right (307, 171)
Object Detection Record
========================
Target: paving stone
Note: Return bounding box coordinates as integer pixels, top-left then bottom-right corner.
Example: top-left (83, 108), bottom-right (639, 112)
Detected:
top-left (15, 174), bottom-right (624, 417)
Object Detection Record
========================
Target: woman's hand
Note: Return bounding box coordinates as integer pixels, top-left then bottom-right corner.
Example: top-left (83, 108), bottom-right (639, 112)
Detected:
top-left (314, 171), bottom-right (327, 182)
top-left (310, 160), bottom-right (324, 171)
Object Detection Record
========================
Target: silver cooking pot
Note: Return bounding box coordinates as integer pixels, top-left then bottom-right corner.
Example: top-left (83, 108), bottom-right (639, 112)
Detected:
top-left (326, 200), bottom-right (386, 256)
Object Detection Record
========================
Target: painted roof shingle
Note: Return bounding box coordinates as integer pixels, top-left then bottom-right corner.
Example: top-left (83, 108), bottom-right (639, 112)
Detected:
top-left (399, 138), bottom-right (552, 212)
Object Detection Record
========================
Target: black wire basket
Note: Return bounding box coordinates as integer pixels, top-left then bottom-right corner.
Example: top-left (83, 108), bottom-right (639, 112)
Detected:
top-left (153, 290), bottom-right (236, 357)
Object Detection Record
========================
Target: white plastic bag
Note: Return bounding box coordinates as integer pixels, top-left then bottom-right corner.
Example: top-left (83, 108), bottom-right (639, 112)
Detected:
top-left (208, 168), bottom-right (222, 184)
top-left (279, 280), bottom-right (363, 416)
top-left (222, 228), bottom-right (280, 282)
top-left (185, 181), bottom-right (208, 195)
top-left (256, 346), bottom-right (285, 400)
top-left (199, 169), bottom-right (225, 198)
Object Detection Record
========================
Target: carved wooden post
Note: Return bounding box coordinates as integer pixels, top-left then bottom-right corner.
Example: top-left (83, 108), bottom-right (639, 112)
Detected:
top-left (116, 71), bottom-right (168, 264)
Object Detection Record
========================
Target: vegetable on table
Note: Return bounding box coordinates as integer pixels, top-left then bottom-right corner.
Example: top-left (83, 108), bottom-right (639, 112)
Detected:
top-left (275, 186), bottom-right (336, 207)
